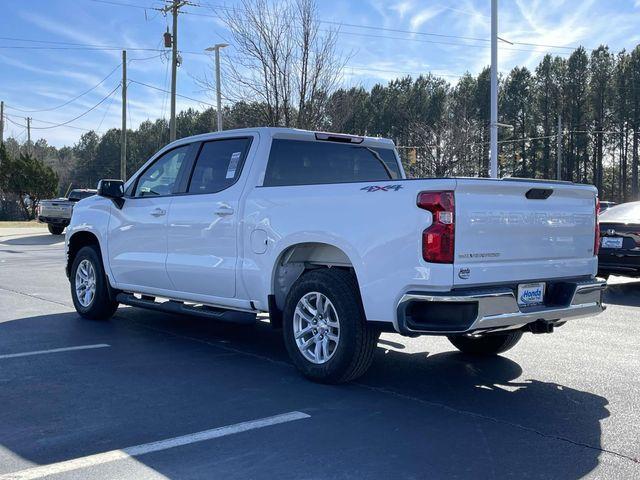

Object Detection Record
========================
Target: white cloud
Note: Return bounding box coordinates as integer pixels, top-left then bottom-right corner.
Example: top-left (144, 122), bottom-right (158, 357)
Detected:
top-left (389, 0), bottom-right (415, 20)
top-left (20, 11), bottom-right (122, 62)
top-left (409, 7), bottom-right (443, 30)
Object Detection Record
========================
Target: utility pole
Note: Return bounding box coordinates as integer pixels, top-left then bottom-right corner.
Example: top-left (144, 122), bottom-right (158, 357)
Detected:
top-left (26, 117), bottom-right (31, 154)
top-left (169, 1), bottom-right (178, 142)
top-left (121, 50), bottom-right (127, 181)
top-left (163, 1), bottom-right (187, 142)
top-left (489, 0), bottom-right (498, 178)
top-left (0, 101), bottom-right (4, 146)
top-left (205, 43), bottom-right (229, 132)
top-left (557, 114), bottom-right (562, 180)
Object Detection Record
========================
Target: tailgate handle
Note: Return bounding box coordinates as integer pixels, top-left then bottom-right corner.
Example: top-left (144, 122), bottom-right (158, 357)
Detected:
top-left (525, 188), bottom-right (553, 200)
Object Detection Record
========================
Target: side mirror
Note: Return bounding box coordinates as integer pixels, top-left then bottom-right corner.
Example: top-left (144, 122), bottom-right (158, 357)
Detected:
top-left (97, 179), bottom-right (125, 208)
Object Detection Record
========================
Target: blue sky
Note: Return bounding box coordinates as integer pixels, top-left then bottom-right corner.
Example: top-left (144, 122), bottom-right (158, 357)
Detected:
top-left (2, 0), bottom-right (640, 147)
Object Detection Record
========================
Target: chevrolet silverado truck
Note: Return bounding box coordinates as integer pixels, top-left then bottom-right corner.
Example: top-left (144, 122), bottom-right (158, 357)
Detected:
top-left (38, 189), bottom-right (96, 234)
top-left (65, 128), bottom-right (606, 383)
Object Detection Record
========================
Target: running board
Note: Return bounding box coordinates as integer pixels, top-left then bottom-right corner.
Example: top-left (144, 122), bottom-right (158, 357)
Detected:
top-left (116, 293), bottom-right (257, 324)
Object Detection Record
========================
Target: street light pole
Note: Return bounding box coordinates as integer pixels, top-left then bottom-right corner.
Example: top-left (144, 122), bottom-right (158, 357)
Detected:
top-left (121, 50), bottom-right (127, 181)
top-left (489, 0), bottom-right (498, 178)
top-left (205, 43), bottom-right (229, 132)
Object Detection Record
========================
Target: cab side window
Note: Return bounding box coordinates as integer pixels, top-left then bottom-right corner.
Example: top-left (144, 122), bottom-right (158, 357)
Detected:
top-left (187, 138), bottom-right (251, 194)
top-left (134, 145), bottom-right (190, 197)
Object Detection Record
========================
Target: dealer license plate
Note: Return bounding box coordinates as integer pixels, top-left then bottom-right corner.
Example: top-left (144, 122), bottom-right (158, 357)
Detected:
top-left (517, 282), bottom-right (545, 307)
top-left (601, 237), bottom-right (623, 249)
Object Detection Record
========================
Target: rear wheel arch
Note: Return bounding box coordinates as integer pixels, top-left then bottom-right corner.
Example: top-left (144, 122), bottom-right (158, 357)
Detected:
top-left (270, 242), bottom-right (361, 326)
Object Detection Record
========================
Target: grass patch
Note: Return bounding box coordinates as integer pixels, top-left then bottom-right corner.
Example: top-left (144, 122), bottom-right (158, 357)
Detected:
top-left (0, 221), bottom-right (45, 228)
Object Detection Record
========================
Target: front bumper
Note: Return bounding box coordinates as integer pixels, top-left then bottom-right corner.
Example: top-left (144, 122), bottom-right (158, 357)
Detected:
top-left (396, 278), bottom-right (606, 335)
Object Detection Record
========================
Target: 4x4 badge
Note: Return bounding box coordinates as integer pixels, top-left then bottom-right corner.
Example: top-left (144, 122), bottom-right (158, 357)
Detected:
top-left (360, 184), bottom-right (403, 192)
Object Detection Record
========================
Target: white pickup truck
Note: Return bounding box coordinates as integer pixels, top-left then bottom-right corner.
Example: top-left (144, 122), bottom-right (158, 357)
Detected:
top-left (65, 127), bottom-right (605, 383)
top-left (38, 189), bottom-right (96, 234)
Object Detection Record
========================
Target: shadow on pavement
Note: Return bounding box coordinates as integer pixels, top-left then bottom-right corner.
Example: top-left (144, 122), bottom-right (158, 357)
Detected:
top-left (1, 233), bottom-right (64, 246)
top-left (604, 279), bottom-right (640, 307)
top-left (0, 310), bottom-right (613, 479)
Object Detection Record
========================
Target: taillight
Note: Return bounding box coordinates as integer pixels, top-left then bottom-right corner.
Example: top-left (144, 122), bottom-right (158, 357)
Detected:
top-left (417, 191), bottom-right (455, 263)
top-left (594, 198), bottom-right (600, 256)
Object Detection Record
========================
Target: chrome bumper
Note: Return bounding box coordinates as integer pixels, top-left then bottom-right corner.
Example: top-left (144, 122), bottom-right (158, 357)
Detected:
top-left (396, 279), bottom-right (606, 335)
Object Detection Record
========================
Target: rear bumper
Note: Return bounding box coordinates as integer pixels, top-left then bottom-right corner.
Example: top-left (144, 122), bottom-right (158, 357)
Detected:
top-left (396, 278), bottom-right (606, 335)
top-left (38, 216), bottom-right (70, 226)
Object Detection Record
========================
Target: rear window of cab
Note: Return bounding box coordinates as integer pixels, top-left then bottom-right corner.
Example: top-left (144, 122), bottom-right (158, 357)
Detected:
top-left (263, 139), bottom-right (401, 187)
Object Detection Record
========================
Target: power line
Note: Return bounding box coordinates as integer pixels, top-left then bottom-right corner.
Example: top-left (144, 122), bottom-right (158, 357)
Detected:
top-left (26, 84), bottom-right (120, 130)
top-left (129, 79), bottom-right (216, 107)
top-left (74, 0), bottom-right (585, 53)
top-left (328, 29), bottom-right (573, 56)
top-left (85, 0), bottom-right (157, 10)
top-left (5, 113), bottom-right (93, 132)
top-left (346, 65), bottom-right (463, 78)
top-left (193, 1), bottom-right (582, 52)
top-left (5, 115), bottom-right (26, 128)
top-left (5, 63), bottom-right (121, 113)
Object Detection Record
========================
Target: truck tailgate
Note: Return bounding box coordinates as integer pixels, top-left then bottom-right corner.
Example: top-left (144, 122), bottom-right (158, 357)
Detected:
top-left (40, 201), bottom-right (73, 219)
top-left (453, 179), bottom-right (597, 286)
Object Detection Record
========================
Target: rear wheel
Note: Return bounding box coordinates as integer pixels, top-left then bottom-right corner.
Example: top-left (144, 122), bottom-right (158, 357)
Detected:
top-left (70, 245), bottom-right (118, 320)
top-left (48, 224), bottom-right (64, 235)
top-left (282, 268), bottom-right (379, 384)
top-left (447, 331), bottom-right (523, 355)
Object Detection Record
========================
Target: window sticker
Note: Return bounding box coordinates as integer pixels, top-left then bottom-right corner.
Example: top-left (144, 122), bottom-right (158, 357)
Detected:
top-left (226, 152), bottom-right (242, 179)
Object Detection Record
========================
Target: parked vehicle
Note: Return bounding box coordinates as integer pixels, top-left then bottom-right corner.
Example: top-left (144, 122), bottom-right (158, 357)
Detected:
top-left (64, 128), bottom-right (605, 383)
top-left (598, 201), bottom-right (640, 278)
top-left (599, 201), bottom-right (617, 213)
top-left (38, 189), bottom-right (96, 234)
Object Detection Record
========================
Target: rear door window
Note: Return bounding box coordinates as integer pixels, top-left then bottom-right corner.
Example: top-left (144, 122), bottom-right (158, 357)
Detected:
top-left (263, 139), bottom-right (401, 186)
top-left (188, 138), bottom-right (252, 194)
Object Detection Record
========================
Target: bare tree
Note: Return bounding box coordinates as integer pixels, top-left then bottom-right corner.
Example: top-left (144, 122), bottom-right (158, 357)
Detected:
top-left (205, 0), bottom-right (345, 129)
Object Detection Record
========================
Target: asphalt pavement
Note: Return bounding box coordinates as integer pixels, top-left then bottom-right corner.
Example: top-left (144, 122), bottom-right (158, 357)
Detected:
top-left (0, 228), bottom-right (638, 479)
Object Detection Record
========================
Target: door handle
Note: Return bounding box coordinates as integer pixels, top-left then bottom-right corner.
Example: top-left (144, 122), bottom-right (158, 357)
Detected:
top-left (150, 208), bottom-right (166, 217)
top-left (215, 204), bottom-right (234, 216)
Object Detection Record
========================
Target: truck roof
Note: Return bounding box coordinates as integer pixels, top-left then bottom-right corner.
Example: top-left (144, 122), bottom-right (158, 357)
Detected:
top-left (164, 127), bottom-right (396, 150)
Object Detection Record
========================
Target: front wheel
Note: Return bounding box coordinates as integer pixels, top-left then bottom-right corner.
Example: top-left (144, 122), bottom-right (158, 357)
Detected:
top-left (282, 268), bottom-right (379, 384)
top-left (48, 224), bottom-right (65, 235)
top-left (447, 331), bottom-right (523, 355)
top-left (70, 245), bottom-right (118, 320)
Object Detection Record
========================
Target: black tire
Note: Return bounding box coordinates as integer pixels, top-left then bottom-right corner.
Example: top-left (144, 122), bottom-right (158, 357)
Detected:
top-left (447, 331), bottom-right (523, 355)
top-left (70, 245), bottom-right (118, 320)
top-left (48, 224), bottom-right (65, 235)
top-left (282, 268), bottom-right (379, 384)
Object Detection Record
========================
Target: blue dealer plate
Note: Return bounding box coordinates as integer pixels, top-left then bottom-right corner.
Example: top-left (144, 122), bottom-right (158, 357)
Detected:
top-left (601, 237), bottom-right (623, 249)
top-left (517, 282), bottom-right (545, 307)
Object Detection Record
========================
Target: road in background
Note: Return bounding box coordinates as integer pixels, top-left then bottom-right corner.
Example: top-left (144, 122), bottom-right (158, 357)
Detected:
top-left (0, 230), bottom-right (638, 479)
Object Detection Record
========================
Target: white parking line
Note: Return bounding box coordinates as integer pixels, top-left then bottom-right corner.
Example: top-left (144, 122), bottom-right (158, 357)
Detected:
top-left (0, 344), bottom-right (110, 360)
top-left (0, 411), bottom-right (311, 480)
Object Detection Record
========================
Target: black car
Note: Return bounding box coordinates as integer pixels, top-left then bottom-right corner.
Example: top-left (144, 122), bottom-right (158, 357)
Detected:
top-left (598, 201), bottom-right (640, 278)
